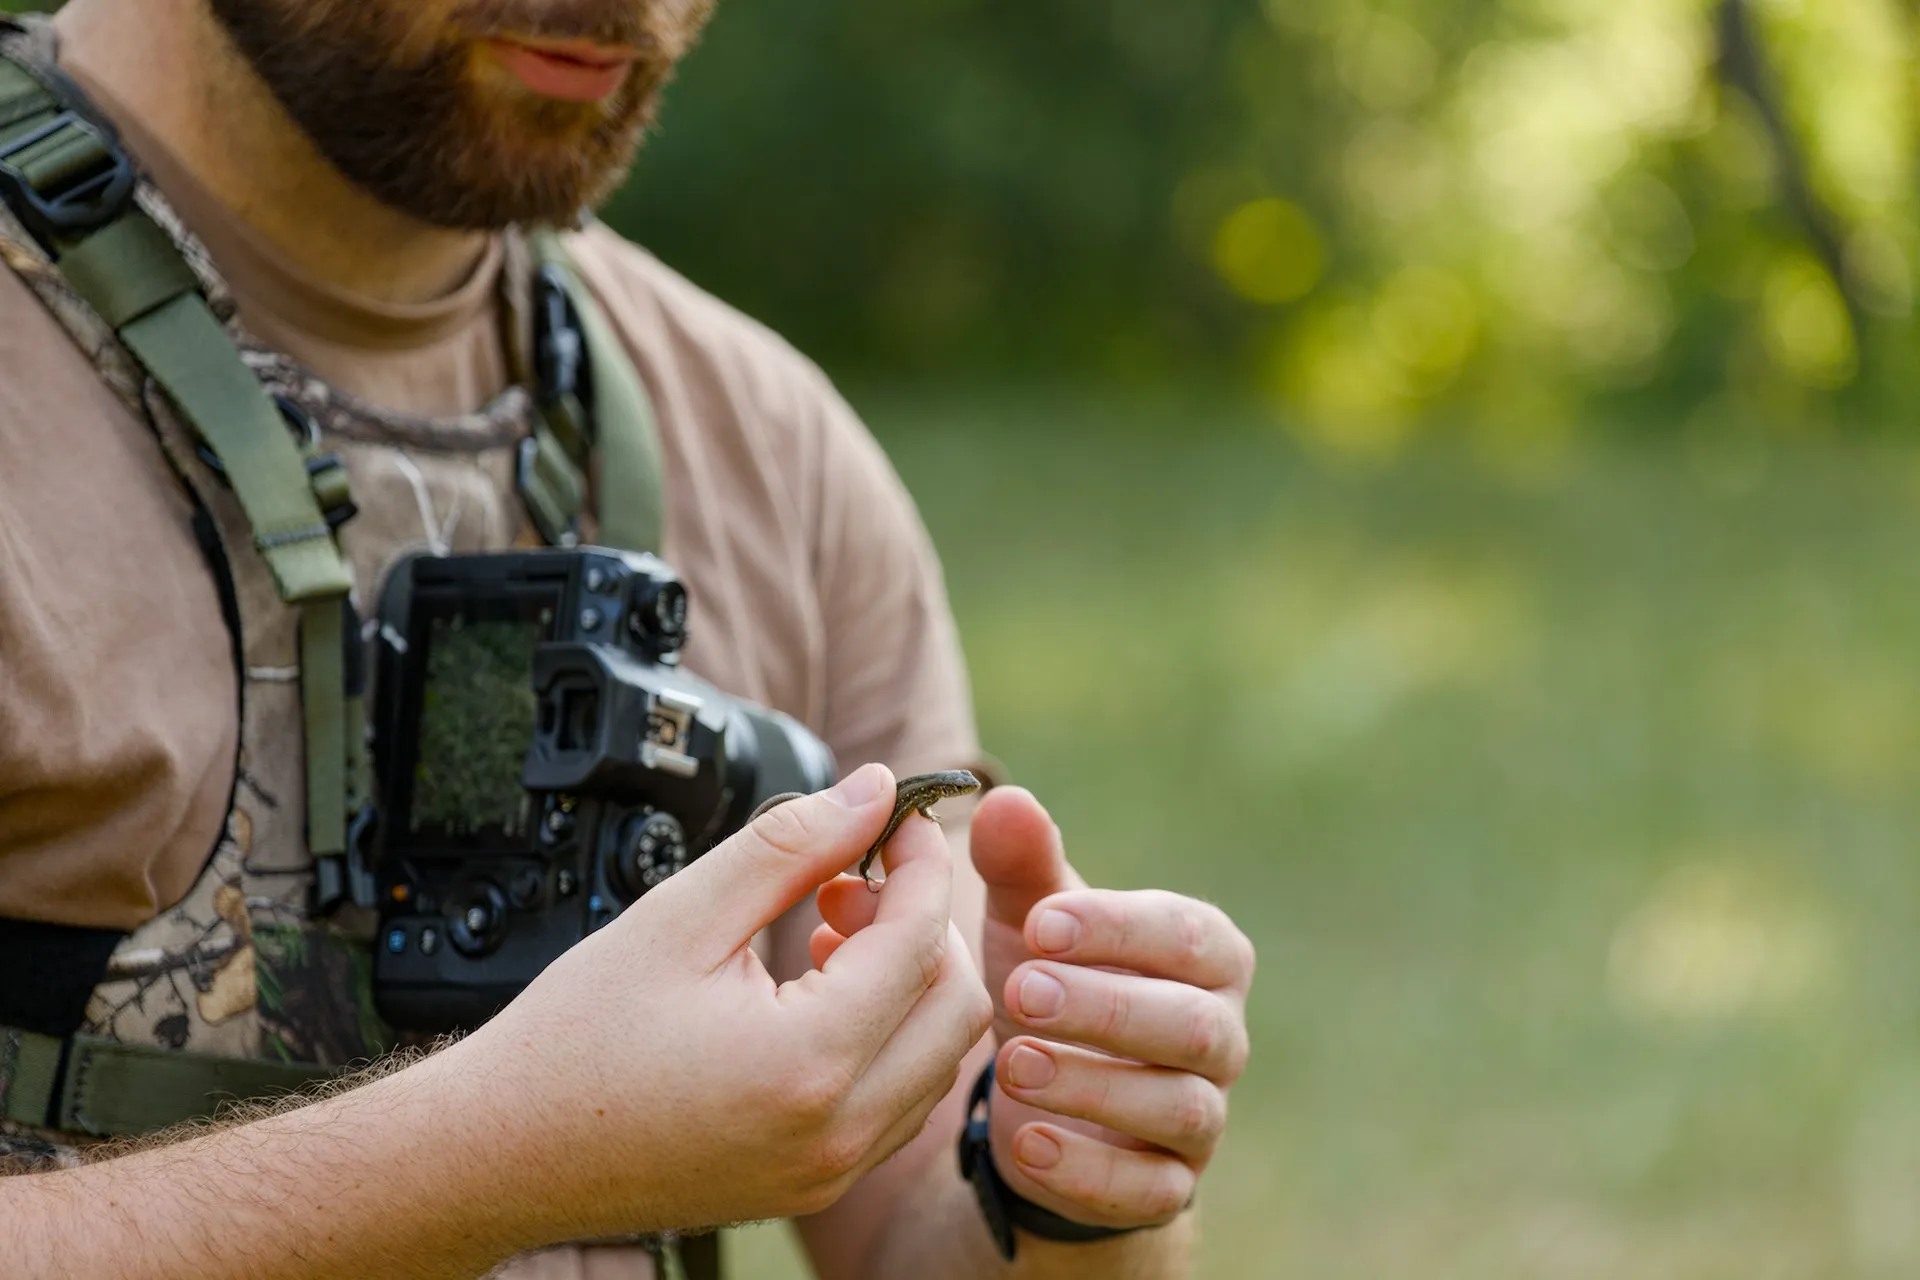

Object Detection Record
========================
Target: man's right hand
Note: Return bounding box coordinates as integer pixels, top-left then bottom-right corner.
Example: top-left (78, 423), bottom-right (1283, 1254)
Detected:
top-left (437, 761), bottom-right (994, 1245)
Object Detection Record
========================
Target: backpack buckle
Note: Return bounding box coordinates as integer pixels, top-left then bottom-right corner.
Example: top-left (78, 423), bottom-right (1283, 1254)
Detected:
top-left (533, 264), bottom-right (592, 410)
top-left (0, 110), bottom-right (136, 249)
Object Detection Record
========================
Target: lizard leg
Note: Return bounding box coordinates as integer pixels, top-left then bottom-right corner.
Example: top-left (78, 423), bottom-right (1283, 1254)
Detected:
top-left (860, 806), bottom-right (947, 891)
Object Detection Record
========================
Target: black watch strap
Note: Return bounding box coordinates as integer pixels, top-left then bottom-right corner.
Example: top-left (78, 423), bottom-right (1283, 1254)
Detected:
top-left (957, 1061), bottom-right (1147, 1262)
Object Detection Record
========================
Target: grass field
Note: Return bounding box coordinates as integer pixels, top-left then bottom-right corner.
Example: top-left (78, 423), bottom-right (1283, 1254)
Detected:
top-left (725, 393), bottom-right (1920, 1280)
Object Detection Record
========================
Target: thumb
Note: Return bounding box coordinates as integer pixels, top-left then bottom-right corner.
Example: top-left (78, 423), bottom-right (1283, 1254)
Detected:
top-left (641, 762), bottom-right (897, 966)
top-left (969, 786), bottom-right (1084, 931)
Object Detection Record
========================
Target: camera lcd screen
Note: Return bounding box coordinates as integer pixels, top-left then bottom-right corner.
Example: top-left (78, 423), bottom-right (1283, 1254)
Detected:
top-left (403, 595), bottom-right (556, 851)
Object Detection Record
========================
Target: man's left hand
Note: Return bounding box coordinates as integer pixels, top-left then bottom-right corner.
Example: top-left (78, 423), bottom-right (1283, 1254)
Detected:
top-left (966, 785), bottom-right (1254, 1231)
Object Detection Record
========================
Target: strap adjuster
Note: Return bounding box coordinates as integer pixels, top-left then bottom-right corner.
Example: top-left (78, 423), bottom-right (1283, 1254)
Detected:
top-left (533, 263), bottom-right (591, 409)
top-left (304, 453), bottom-right (360, 532)
top-left (0, 109), bottom-right (135, 248)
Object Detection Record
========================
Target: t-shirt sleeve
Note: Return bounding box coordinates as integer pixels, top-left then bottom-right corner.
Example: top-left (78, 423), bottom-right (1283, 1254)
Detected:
top-left (808, 387), bottom-right (982, 781)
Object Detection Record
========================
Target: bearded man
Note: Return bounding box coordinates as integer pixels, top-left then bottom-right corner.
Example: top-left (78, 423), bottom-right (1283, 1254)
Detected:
top-left (0, 1), bottom-right (1255, 1276)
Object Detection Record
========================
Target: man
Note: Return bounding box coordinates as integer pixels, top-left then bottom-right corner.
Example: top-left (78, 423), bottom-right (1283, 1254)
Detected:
top-left (0, 0), bottom-right (1255, 1275)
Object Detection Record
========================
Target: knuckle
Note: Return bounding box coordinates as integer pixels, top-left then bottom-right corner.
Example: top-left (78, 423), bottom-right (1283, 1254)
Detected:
top-left (911, 924), bottom-right (951, 992)
top-left (1090, 1064), bottom-right (1117, 1117)
top-left (1182, 1005), bottom-right (1222, 1066)
top-left (808, 1125), bottom-right (872, 1184)
top-left (1172, 903), bottom-right (1209, 968)
top-left (1220, 1020), bottom-right (1251, 1081)
top-left (1233, 926), bottom-right (1258, 982)
top-left (1170, 1085), bottom-right (1210, 1144)
top-left (1172, 1082), bottom-right (1225, 1145)
top-left (782, 1064), bottom-right (852, 1125)
top-left (790, 1176), bottom-right (845, 1218)
top-left (1100, 981), bottom-right (1132, 1040)
top-left (1086, 1147), bottom-right (1125, 1211)
top-left (1142, 1166), bottom-right (1195, 1221)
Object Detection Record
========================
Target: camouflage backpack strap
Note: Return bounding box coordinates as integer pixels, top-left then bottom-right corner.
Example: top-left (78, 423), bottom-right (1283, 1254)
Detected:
top-left (0, 28), bottom-right (367, 1129)
top-left (0, 34), bottom-right (368, 902)
top-left (520, 225), bottom-right (667, 555)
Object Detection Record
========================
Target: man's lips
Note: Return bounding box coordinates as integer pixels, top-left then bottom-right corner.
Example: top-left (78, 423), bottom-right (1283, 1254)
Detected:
top-left (484, 37), bottom-right (637, 103)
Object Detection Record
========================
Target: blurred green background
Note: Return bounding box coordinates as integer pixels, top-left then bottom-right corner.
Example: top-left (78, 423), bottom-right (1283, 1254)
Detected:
top-left (14, 0), bottom-right (1920, 1274)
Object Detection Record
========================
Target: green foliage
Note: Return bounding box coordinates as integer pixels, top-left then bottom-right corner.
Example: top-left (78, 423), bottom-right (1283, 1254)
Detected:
top-left (9, 0), bottom-right (1919, 438)
top-left (617, 0), bottom-right (1920, 443)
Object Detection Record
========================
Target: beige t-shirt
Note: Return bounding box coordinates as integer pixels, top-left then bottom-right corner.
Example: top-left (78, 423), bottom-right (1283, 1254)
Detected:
top-left (0, 80), bottom-right (979, 933)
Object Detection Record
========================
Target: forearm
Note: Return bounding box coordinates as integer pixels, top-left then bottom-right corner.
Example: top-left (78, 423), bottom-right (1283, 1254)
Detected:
top-left (863, 1144), bottom-right (1193, 1280)
top-left (2, 1042), bottom-right (539, 1279)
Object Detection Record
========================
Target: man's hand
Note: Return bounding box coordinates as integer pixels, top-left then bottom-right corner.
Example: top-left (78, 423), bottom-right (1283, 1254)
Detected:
top-left (967, 786), bottom-right (1253, 1229)
top-left (446, 761), bottom-right (994, 1245)
top-left (1, 764), bottom-right (992, 1280)
top-left (815, 785), bottom-right (1254, 1235)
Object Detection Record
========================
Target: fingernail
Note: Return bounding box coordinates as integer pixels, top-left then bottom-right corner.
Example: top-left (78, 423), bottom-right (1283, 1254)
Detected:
top-left (1018, 970), bottom-right (1066, 1020)
top-left (1015, 1128), bottom-right (1063, 1171)
top-left (1005, 1045), bottom-right (1056, 1090)
top-left (826, 764), bottom-right (890, 808)
top-left (1034, 908), bottom-right (1081, 954)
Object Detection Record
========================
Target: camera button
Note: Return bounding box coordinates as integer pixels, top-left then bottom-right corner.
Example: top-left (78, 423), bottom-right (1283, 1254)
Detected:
top-left (385, 927), bottom-right (408, 955)
top-left (447, 883), bottom-right (510, 957)
top-left (556, 867), bottom-right (579, 897)
top-left (418, 926), bottom-right (442, 957)
top-left (509, 867), bottom-right (544, 909)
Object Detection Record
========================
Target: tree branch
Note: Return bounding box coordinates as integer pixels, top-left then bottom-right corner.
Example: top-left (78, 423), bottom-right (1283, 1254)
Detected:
top-left (1712, 0), bottom-right (1868, 334)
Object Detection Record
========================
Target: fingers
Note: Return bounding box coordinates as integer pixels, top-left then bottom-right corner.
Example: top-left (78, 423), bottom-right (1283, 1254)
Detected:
top-left (1000, 1122), bottom-right (1196, 1230)
top-left (842, 922), bottom-right (993, 1120)
top-left (809, 920), bottom-right (845, 970)
top-left (1025, 890), bottom-right (1256, 993)
top-left (817, 872), bottom-right (883, 939)
top-left (786, 808), bottom-right (958, 1064)
top-left (968, 787), bottom-right (1084, 931)
top-left (1003, 962), bottom-right (1249, 1085)
top-left (640, 763), bottom-right (897, 967)
top-left (995, 1039), bottom-right (1227, 1162)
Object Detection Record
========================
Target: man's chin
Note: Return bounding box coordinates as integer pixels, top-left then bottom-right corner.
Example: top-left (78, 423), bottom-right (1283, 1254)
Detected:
top-left (371, 128), bottom-right (643, 230)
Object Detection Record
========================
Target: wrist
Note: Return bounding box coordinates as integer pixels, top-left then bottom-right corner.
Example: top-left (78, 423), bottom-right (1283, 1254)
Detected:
top-left (407, 1031), bottom-right (585, 1254)
top-left (960, 1061), bottom-right (1148, 1262)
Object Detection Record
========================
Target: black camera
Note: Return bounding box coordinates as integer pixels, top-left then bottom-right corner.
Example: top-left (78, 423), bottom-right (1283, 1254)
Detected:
top-left (365, 548), bottom-right (836, 1033)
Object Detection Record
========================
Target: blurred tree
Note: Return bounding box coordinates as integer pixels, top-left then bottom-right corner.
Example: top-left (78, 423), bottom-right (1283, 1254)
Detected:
top-left (3, 0), bottom-right (1916, 439)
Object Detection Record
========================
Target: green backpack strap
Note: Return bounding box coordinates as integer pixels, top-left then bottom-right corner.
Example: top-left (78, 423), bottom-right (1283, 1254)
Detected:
top-left (0, 52), bottom-right (362, 869)
top-left (524, 226), bottom-right (667, 554)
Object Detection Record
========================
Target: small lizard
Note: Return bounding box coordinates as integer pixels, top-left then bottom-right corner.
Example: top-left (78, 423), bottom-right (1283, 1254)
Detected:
top-left (747, 769), bottom-right (982, 891)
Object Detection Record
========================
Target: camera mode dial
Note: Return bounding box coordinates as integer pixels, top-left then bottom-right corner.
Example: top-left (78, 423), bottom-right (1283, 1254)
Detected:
top-left (612, 811), bottom-right (690, 900)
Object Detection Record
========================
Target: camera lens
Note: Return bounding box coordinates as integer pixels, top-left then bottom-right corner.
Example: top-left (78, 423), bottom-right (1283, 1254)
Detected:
top-left (612, 811), bottom-right (690, 900)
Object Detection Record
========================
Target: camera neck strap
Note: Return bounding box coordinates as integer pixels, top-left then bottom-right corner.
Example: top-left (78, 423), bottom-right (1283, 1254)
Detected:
top-left (0, 46), bottom-right (364, 875)
top-left (519, 226), bottom-right (667, 556)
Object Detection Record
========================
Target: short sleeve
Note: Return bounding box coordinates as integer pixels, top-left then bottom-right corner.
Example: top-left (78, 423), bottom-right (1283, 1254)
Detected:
top-left (809, 390), bottom-right (981, 780)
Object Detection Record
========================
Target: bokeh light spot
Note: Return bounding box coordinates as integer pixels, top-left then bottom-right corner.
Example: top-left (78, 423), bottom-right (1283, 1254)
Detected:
top-left (1761, 254), bottom-right (1858, 389)
top-left (1213, 197), bottom-right (1328, 306)
top-left (1608, 859), bottom-right (1835, 1024)
top-left (1372, 266), bottom-right (1480, 384)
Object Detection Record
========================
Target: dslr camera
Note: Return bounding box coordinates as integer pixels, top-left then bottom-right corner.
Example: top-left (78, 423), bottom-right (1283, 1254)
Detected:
top-left (363, 547), bottom-right (836, 1032)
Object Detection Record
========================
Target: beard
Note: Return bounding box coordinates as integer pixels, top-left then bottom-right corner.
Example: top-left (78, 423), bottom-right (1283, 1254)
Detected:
top-left (203, 0), bottom-right (713, 230)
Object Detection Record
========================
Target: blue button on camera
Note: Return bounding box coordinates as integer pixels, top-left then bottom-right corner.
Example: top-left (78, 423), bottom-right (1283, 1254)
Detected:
top-left (386, 927), bottom-right (408, 955)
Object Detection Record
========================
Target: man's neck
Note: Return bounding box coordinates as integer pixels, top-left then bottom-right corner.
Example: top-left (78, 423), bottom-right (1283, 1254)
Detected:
top-left (54, 0), bottom-right (490, 305)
